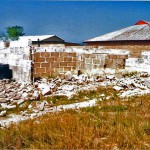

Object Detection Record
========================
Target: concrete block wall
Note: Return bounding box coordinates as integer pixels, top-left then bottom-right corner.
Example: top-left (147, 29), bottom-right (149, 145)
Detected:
top-left (76, 53), bottom-right (106, 71)
top-left (77, 53), bottom-right (127, 71)
top-left (33, 52), bottom-right (77, 78)
top-left (126, 51), bottom-right (150, 70)
top-left (87, 42), bottom-right (150, 58)
top-left (105, 54), bottom-right (128, 69)
top-left (33, 52), bottom-right (128, 78)
top-left (0, 47), bottom-right (32, 82)
top-left (0, 46), bottom-right (129, 82)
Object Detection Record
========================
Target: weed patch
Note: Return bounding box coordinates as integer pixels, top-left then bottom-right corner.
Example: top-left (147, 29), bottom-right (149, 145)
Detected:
top-left (0, 89), bottom-right (150, 149)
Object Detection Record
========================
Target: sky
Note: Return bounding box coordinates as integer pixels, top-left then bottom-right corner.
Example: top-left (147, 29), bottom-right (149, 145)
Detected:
top-left (0, 0), bottom-right (150, 43)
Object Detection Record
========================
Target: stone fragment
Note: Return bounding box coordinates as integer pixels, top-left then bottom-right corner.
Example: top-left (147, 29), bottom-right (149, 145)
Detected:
top-left (113, 86), bottom-right (123, 91)
top-left (38, 83), bottom-right (51, 95)
top-left (144, 79), bottom-right (150, 88)
top-left (30, 113), bottom-right (37, 118)
top-left (140, 72), bottom-right (149, 78)
top-left (0, 110), bottom-right (7, 117)
top-left (17, 99), bottom-right (25, 105)
top-left (38, 100), bottom-right (48, 111)
top-left (33, 91), bottom-right (40, 100)
top-left (13, 96), bottom-right (21, 100)
top-left (0, 99), bottom-right (9, 103)
top-left (65, 71), bottom-right (72, 81)
top-left (22, 92), bottom-right (28, 99)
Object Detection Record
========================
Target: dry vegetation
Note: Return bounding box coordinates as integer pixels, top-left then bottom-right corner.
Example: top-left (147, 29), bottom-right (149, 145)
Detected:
top-left (0, 87), bottom-right (150, 149)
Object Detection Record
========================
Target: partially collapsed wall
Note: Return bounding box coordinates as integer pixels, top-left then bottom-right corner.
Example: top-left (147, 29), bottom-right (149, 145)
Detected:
top-left (33, 50), bottom-right (128, 78)
top-left (0, 47), bottom-right (32, 82)
top-left (2, 45), bottom-right (150, 82)
top-left (126, 51), bottom-right (150, 72)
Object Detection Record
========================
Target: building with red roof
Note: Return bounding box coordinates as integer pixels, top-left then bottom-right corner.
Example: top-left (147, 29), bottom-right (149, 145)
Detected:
top-left (84, 20), bottom-right (150, 57)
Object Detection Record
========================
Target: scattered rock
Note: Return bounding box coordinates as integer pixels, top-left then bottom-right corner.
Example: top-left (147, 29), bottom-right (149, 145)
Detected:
top-left (38, 100), bottom-right (48, 111)
top-left (65, 71), bottom-right (72, 81)
top-left (140, 72), bottom-right (149, 78)
top-left (0, 99), bottom-right (9, 103)
top-left (0, 110), bottom-right (7, 117)
top-left (144, 79), bottom-right (150, 88)
top-left (113, 85), bottom-right (123, 91)
top-left (30, 113), bottom-right (37, 118)
top-left (0, 71), bottom-right (150, 121)
top-left (17, 99), bottom-right (25, 105)
top-left (38, 83), bottom-right (51, 95)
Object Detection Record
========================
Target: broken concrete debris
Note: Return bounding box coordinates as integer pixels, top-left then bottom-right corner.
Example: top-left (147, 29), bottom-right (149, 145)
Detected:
top-left (0, 71), bottom-right (150, 127)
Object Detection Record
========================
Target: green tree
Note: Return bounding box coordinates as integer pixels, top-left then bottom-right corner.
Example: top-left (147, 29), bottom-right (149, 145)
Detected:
top-left (6, 26), bottom-right (25, 40)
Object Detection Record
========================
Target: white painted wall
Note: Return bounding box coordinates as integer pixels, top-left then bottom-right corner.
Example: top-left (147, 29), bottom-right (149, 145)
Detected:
top-left (0, 47), bottom-right (32, 82)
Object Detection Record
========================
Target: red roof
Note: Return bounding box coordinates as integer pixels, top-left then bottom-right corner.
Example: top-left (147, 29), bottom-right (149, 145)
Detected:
top-left (85, 20), bottom-right (150, 42)
top-left (135, 20), bottom-right (150, 25)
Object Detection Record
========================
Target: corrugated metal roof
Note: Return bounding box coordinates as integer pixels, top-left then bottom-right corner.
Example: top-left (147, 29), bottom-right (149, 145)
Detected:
top-left (19, 35), bottom-right (55, 41)
top-left (85, 22), bottom-right (150, 42)
top-left (9, 35), bottom-right (56, 47)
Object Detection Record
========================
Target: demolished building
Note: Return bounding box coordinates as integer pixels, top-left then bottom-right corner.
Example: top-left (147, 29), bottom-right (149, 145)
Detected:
top-left (0, 30), bottom-right (150, 83)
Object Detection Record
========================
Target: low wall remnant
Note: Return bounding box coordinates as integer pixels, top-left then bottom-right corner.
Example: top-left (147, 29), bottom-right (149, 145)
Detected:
top-left (33, 50), bottom-right (128, 78)
top-left (0, 47), bottom-right (32, 82)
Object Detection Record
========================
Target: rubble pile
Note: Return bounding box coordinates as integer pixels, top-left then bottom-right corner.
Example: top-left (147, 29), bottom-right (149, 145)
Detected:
top-left (0, 71), bottom-right (150, 126)
top-left (114, 76), bottom-right (150, 97)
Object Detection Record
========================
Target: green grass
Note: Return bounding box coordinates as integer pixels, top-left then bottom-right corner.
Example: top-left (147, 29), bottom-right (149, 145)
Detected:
top-left (0, 88), bottom-right (150, 149)
top-left (100, 105), bottom-right (128, 112)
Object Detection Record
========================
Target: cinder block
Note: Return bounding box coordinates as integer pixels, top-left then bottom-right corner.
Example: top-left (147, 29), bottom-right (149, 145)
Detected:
top-left (93, 59), bottom-right (100, 64)
top-left (99, 59), bottom-right (106, 65)
top-left (109, 54), bottom-right (118, 59)
top-left (98, 65), bottom-right (104, 69)
top-left (112, 59), bottom-right (125, 69)
top-left (84, 64), bottom-right (91, 70)
top-left (59, 52), bottom-right (68, 57)
top-left (105, 59), bottom-right (118, 68)
top-left (105, 59), bottom-right (113, 65)
top-left (35, 57), bottom-right (45, 62)
top-left (64, 67), bottom-right (72, 71)
top-left (51, 52), bottom-right (60, 57)
top-left (50, 63), bottom-right (59, 68)
top-left (54, 62), bottom-right (60, 68)
top-left (85, 58), bottom-right (92, 64)
top-left (41, 52), bottom-right (50, 57)
top-left (60, 62), bottom-right (67, 67)
top-left (71, 66), bottom-right (76, 71)
top-left (41, 63), bottom-right (50, 67)
top-left (93, 64), bottom-right (99, 69)
top-left (46, 68), bottom-right (54, 73)
top-left (117, 55), bottom-right (128, 59)
top-left (34, 63), bottom-right (41, 68)
top-left (46, 57), bottom-right (55, 62)
top-left (41, 73), bottom-right (48, 77)
top-left (33, 73), bottom-right (41, 78)
top-left (51, 72), bottom-right (58, 77)
top-left (34, 52), bottom-right (41, 58)
top-left (55, 57), bottom-right (64, 62)
top-left (72, 57), bottom-right (77, 61)
top-left (90, 54), bottom-right (97, 59)
top-left (55, 68), bottom-right (64, 72)
top-left (36, 68), bottom-right (45, 73)
top-left (67, 62), bottom-right (76, 67)
top-left (64, 57), bottom-right (72, 62)
top-left (83, 54), bottom-right (90, 58)
top-left (68, 53), bottom-right (76, 57)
